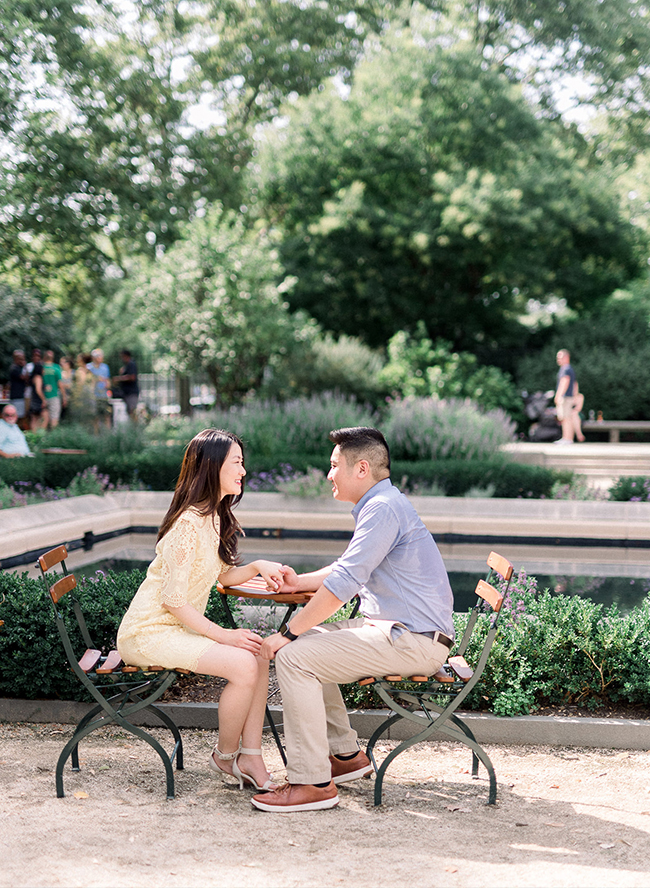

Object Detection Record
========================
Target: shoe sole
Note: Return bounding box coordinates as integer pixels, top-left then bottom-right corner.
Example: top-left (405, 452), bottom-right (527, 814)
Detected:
top-left (332, 765), bottom-right (374, 785)
top-left (251, 795), bottom-right (339, 812)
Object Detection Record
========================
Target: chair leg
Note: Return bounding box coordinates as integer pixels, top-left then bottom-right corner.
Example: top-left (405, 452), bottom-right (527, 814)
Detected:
top-left (264, 706), bottom-right (287, 765)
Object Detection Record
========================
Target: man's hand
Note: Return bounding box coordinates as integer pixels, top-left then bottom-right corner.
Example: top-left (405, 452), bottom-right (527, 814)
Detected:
top-left (275, 565), bottom-right (300, 594)
top-left (259, 632), bottom-right (291, 660)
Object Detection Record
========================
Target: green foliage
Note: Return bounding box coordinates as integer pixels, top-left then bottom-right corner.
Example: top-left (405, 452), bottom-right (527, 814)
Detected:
top-left (126, 204), bottom-right (316, 407)
top-left (609, 476), bottom-right (650, 502)
top-left (516, 300), bottom-right (650, 422)
top-left (384, 397), bottom-right (515, 462)
top-left (260, 332), bottom-right (387, 406)
top-left (0, 285), bottom-right (70, 376)
top-left (460, 570), bottom-right (650, 716)
top-left (0, 0), bottom-right (385, 313)
top-left (392, 459), bottom-right (566, 499)
top-left (260, 35), bottom-right (643, 350)
top-left (379, 322), bottom-right (521, 416)
top-left (0, 569), bottom-right (233, 701)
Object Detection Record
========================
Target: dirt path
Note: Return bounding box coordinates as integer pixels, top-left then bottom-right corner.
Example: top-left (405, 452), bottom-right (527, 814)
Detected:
top-left (1, 722), bottom-right (649, 888)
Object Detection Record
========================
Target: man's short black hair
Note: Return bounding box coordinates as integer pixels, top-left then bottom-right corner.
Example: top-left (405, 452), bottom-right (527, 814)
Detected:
top-left (121, 349), bottom-right (132, 358)
top-left (328, 427), bottom-right (390, 478)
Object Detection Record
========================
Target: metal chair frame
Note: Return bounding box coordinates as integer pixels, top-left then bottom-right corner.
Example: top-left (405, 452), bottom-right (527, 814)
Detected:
top-left (363, 551), bottom-right (513, 806)
top-left (39, 545), bottom-right (185, 800)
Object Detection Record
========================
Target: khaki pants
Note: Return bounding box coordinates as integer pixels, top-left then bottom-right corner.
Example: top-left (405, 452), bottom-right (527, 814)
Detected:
top-left (275, 617), bottom-right (448, 785)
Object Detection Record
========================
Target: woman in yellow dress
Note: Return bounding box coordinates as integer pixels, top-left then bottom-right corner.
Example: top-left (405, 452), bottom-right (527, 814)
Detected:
top-left (117, 428), bottom-right (282, 791)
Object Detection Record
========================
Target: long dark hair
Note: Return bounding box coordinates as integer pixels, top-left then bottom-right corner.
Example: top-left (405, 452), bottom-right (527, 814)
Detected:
top-left (157, 428), bottom-right (244, 566)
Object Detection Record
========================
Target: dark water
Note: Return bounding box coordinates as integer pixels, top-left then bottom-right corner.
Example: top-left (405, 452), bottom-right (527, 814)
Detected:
top-left (77, 559), bottom-right (650, 614)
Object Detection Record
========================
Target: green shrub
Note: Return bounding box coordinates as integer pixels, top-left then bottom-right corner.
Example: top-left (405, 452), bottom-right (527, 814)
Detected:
top-left (384, 397), bottom-right (515, 462)
top-left (392, 458), bottom-right (567, 498)
top-left (0, 570), bottom-right (233, 701)
top-left (609, 476), bottom-right (650, 502)
top-left (461, 569), bottom-right (650, 715)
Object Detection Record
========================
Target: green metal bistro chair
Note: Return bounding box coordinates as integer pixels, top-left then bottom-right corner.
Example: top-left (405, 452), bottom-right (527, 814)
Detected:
top-left (39, 545), bottom-right (188, 800)
top-left (361, 550), bottom-right (513, 807)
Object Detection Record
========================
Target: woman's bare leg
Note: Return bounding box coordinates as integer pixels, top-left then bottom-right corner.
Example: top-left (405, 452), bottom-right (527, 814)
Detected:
top-left (196, 643), bottom-right (273, 785)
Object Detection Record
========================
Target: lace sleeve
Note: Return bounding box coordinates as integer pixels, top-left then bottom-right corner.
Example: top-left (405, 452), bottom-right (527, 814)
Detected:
top-left (160, 517), bottom-right (199, 608)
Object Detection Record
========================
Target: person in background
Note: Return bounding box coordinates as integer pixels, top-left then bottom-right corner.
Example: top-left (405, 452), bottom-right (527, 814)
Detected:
top-left (59, 356), bottom-right (74, 422)
top-left (87, 348), bottom-right (111, 431)
top-left (42, 350), bottom-right (67, 429)
top-left (554, 349), bottom-right (578, 445)
top-left (0, 405), bottom-right (32, 457)
top-left (8, 350), bottom-right (28, 428)
top-left (113, 349), bottom-right (140, 422)
top-left (28, 350), bottom-right (46, 432)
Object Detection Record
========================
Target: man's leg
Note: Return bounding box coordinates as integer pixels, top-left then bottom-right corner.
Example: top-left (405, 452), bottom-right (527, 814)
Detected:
top-left (274, 619), bottom-right (447, 785)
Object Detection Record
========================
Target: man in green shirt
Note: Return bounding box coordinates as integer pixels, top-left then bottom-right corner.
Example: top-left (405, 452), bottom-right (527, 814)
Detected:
top-left (42, 350), bottom-right (67, 429)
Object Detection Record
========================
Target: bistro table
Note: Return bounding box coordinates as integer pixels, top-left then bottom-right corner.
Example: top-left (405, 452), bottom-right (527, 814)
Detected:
top-left (219, 576), bottom-right (314, 762)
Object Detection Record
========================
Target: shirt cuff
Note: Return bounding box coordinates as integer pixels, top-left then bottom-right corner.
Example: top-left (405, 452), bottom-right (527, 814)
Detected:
top-left (323, 567), bottom-right (360, 604)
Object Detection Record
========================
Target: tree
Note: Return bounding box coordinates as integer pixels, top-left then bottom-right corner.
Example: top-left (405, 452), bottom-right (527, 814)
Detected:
top-left (0, 285), bottom-right (70, 376)
top-left (0, 0), bottom-right (391, 315)
top-left (126, 204), bottom-right (312, 406)
top-left (259, 36), bottom-right (644, 350)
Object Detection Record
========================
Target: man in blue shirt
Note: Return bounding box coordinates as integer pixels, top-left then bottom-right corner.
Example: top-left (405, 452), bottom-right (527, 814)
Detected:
top-left (254, 427), bottom-right (454, 812)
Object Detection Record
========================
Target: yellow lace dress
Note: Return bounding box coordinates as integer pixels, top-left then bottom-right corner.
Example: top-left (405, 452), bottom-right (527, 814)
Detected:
top-left (117, 508), bottom-right (228, 671)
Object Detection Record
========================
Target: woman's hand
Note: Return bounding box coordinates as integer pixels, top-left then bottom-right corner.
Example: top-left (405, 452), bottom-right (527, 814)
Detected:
top-left (253, 559), bottom-right (285, 592)
top-left (222, 628), bottom-right (263, 654)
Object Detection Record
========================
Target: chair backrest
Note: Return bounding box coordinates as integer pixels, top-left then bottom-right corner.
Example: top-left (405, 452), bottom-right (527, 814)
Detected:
top-left (38, 545), bottom-right (95, 653)
top-left (455, 551), bottom-right (513, 658)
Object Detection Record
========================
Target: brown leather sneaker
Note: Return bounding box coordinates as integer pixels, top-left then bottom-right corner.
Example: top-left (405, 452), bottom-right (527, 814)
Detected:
top-left (329, 750), bottom-right (373, 785)
top-left (251, 781), bottom-right (339, 812)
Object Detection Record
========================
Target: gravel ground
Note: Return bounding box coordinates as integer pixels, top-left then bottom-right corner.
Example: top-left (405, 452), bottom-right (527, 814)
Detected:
top-left (1, 722), bottom-right (649, 888)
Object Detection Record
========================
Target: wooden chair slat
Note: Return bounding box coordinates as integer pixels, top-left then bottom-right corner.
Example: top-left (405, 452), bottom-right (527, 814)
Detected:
top-left (147, 665), bottom-right (164, 672)
top-left (433, 667), bottom-right (455, 683)
top-left (487, 551), bottom-right (513, 582)
top-left (476, 579), bottom-right (503, 613)
top-left (358, 677), bottom-right (376, 686)
top-left (38, 545), bottom-right (68, 572)
top-left (121, 665), bottom-right (139, 673)
top-left (384, 675), bottom-right (403, 682)
top-left (96, 650), bottom-right (123, 674)
top-left (408, 675), bottom-right (430, 682)
top-left (175, 668), bottom-right (191, 675)
top-left (78, 649), bottom-right (102, 672)
top-left (448, 655), bottom-right (474, 682)
top-left (49, 574), bottom-right (77, 603)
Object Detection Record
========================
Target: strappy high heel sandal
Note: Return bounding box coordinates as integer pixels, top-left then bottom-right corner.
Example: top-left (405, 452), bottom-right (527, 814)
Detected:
top-left (209, 745), bottom-right (243, 787)
top-left (232, 747), bottom-right (276, 792)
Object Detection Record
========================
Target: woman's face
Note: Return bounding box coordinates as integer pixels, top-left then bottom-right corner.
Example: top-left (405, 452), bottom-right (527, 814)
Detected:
top-left (219, 442), bottom-right (246, 499)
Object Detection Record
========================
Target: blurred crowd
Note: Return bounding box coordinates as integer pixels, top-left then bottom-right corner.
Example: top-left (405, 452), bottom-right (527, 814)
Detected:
top-left (2, 347), bottom-right (139, 436)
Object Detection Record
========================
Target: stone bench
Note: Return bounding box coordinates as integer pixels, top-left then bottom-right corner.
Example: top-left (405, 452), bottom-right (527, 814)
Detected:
top-left (582, 420), bottom-right (650, 443)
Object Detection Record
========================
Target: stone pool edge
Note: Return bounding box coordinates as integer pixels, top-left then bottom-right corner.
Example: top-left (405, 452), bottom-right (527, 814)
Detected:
top-left (2, 697), bottom-right (649, 751)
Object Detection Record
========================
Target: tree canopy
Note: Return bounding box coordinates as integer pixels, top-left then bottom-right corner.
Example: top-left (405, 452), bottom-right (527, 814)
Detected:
top-left (259, 35), bottom-right (644, 349)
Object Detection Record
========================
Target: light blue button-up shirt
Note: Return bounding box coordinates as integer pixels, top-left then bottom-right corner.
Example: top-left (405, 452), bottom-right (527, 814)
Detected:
top-left (0, 420), bottom-right (31, 456)
top-left (324, 478), bottom-right (455, 638)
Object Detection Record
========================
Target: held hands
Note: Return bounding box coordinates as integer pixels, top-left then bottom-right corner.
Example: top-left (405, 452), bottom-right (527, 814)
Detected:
top-left (254, 560), bottom-right (285, 592)
top-left (275, 565), bottom-right (300, 594)
top-left (259, 632), bottom-right (291, 661)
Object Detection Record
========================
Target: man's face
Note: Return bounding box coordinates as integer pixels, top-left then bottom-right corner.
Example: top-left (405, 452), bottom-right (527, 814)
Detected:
top-left (327, 445), bottom-right (359, 503)
top-left (2, 409), bottom-right (18, 424)
top-left (13, 353), bottom-right (25, 366)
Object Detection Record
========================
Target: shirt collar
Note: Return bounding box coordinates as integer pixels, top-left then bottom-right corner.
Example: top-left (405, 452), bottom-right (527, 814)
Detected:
top-left (351, 477), bottom-right (392, 519)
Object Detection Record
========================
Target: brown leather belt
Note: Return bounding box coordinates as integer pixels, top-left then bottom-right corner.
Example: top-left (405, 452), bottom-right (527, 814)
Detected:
top-left (418, 630), bottom-right (453, 648)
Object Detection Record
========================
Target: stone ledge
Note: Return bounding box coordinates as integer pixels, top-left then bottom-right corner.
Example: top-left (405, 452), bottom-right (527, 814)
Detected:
top-left (2, 698), bottom-right (648, 750)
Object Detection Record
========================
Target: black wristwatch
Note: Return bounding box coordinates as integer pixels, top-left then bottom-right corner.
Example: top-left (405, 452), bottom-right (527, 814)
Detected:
top-left (280, 624), bottom-right (299, 641)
